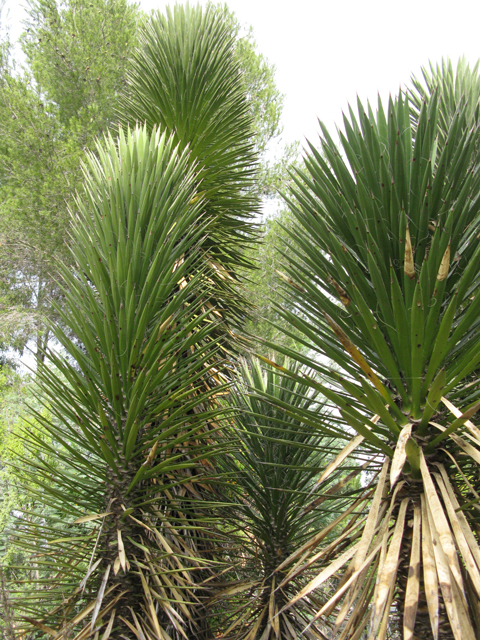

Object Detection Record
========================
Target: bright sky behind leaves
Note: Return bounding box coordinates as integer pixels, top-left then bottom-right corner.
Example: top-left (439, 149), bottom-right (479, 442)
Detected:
top-left (148, 0), bottom-right (480, 149)
top-left (4, 0), bottom-right (480, 148)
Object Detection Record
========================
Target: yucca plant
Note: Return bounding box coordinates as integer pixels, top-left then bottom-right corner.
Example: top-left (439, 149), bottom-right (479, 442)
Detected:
top-left (9, 6), bottom-right (259, 638)
top-left (212, 358), bottom-right (363, 639)
top-left (265, 59), bottom-right (480, 639)
top-left (12, 126), bottom-right (225, 639)
top-left (118, 4), bottom-right (260, 342)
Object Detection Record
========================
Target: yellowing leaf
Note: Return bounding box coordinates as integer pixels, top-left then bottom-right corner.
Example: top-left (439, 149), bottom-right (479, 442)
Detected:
top-left (390, 424), bottom-right (412, 488)
top-left (323, 313), bottom-right (389, 399)
top-left (404, 226), bottom-right (415, 279)
top-left (437, 243), bottom-right (450, 281)
top-left (328, 274), bottom-right (351, 306)
top-left (73, 512), bottom-right (113, 524)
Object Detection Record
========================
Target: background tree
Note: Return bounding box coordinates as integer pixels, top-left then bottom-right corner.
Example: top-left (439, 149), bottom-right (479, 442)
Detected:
top-left (0, 0), bottom-right (140, 360)
top-left (0, 367), bottom-right (66, 633)
top-left (21, 0), bottom-right (140, 135)
top-left (242, 208), bottom-right (313, 355)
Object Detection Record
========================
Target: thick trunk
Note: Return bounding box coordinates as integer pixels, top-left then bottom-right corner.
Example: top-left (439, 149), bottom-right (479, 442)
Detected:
top-left (98, 461), bottom-right (216, 639)
top-left (396, 495), bottom-right (454, 640)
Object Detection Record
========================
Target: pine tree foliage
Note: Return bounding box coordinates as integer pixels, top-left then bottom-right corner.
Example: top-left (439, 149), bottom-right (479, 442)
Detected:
top-left (0, 0), bottom-right (140, 358)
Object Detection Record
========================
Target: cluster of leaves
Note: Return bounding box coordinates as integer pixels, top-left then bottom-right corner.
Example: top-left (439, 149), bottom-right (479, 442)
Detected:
top-left (213, 358), bottom-right (361, 639)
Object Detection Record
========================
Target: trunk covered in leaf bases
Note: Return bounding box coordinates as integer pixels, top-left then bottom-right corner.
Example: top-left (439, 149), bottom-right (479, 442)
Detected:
top-left (395, 483), bottom-right (454, 640)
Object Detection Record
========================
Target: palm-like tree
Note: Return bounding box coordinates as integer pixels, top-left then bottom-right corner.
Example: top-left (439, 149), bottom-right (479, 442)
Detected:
top-left (212, 358), bottom-right (360, 639)
top-left (266, 59), bottom-right (480, 639)
top-left (11, 6), bottom-right (258, 639)
top-left (16, 127), bottom-right (225, 639)
top-left (117, 4), bottom-right (260, 340)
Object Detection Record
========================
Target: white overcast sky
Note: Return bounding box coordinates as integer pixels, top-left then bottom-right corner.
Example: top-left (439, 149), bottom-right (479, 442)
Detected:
top-left (3, 0), bottom-right (480, 147)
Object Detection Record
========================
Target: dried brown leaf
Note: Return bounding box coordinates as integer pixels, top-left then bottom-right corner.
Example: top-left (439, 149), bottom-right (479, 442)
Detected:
top-left (421, 495), bottom-right (439, 640)
top-left (404, 504), bottom-right (421, 640)
top-left (91, 564), bottom-right (111, 632)
top-left (369, 497), bottom-right (409, 638)
top-left (73, 512), bottom-right (113, 524)
top-left (390, 423), bottom-right (412, 488)
top-left (420, 450), bottom-right (465, 594)
top-left (117, 530), bottom-right (126, 573)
